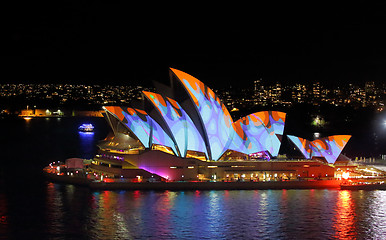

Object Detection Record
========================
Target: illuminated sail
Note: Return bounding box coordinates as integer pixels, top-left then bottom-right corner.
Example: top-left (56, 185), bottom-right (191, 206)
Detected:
top-left (288, 135), bottom-right (351, 163)
top-left (143, 91), bottom-right (207, 158)
top-left (104, 69), bottom-right (293, 161)
top-left (170, 68), bottom-right (233, 160)
top-left (104, 106), bottom-right (178, 155)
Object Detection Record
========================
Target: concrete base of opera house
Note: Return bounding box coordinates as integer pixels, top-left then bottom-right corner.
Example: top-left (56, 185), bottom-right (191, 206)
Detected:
top-left (43, 172), bottom-right (342, 190)
top-left (92, 149), bottom-right (337, 182)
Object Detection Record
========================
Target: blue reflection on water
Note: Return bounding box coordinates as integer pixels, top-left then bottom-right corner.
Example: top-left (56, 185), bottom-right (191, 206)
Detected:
top-left (78, 131), bottom-right (95, 159)
top-left (78, 131), bottom-right (94, 136)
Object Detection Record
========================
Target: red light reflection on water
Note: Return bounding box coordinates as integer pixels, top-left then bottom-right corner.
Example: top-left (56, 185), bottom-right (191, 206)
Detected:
top-left (333, 190), bottom-right (357, 238)
top-left (151, 191), bottom-right (176, 237)
top-left (102, 190), bottom-right (112, 207)
top-left (224, 190), bottom-right (229, 198)
top-left (0, 192), bottom-right (8, 237)
top-left (93, 190), bottom-right (128, 239)
top-left (282, 189), bottom-right (287, 197)
top-left (195, 190), bottom-right (200, 197)
top-left (155, 191), bottom-right (174, 218)
top-left (133, 190), bottom-right (141, 199)
top-left (45, 182), bottom-right (58, 211)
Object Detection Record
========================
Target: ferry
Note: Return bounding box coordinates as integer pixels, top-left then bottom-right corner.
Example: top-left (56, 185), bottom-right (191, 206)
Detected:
top-left (78, 123), bottom-right (94, 132)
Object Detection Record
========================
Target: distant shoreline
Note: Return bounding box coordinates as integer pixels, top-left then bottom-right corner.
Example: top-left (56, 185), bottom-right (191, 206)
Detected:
top-left (19, 109), bottom-right (104, 118)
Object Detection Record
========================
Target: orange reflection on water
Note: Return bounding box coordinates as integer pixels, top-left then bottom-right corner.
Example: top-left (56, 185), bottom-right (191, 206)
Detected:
top-left (333, 190), bottom-right (357, 239)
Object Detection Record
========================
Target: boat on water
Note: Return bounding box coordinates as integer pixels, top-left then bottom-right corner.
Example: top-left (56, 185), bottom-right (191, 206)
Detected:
top-left (340, 181), bottom-right (386, 190)
top-left (78, 123), bottom-right (94, 132)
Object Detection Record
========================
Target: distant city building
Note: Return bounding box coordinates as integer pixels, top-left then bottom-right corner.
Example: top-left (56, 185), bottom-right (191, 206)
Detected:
top-left (253, 78), bottom-right (266, 105)
top-left (0, 83), bottom-right (154, 108)
top-left (0, 77), bottom-right (384, 111)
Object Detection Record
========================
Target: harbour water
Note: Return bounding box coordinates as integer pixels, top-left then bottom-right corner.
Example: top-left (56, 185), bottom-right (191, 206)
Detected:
top-left (1, 117), bottom-right (386, 239)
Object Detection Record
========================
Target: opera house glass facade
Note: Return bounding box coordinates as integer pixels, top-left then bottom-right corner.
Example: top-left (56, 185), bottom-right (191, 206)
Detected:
top-left (95, 68), bottom-right (351, 181)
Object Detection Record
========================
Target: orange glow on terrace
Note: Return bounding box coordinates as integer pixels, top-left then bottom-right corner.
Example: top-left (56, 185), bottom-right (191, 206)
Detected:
top-left (342, 172), bottom-right (350, 180)
top-left (103, 178), bottom-right (115, 183)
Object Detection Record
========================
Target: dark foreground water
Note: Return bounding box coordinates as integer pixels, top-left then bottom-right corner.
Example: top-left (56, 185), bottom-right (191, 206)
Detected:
top-left (3, 186), bottom-right (386, 239)
top-left (1, 117), bottom-right (386, 239)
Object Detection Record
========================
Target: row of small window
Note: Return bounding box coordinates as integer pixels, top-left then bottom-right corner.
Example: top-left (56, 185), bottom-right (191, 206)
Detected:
top-left (96, 154), bottom-right (124, 161)
top-left (170, 166), bottom-right (195, 169)
top-left (98, 162), bottom-right (122, 169)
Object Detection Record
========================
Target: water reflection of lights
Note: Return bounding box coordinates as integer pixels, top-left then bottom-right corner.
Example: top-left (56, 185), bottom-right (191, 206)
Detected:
top-left (78, 131), bottom-right (95, 136)
top-left (78, 130), bottom-right (95, 159)
top-left (367, 191), bottom-right (386, 238)
top-left (257, 191), bottom-right (270, 233)
top-left (32, 186), bottom-right (386, 238)
top-left (133, 190), bottom-right (141, 199)
top-left (0, 192), bottom-right (8, 237)
top-left (195, 190), bottom-right (200, 197)
top-left (152, 191), bottom-right (176, 237)
top-left (205, 191), bottom-right (224, 237)
top-left (333, 190), bottom-right (356, 239)
top-left (92, 191), bottom-right (131, 239)
top-left (45, 182), bottom-right (65, 236)
top-left (208, 191), bottom-right (221, 218)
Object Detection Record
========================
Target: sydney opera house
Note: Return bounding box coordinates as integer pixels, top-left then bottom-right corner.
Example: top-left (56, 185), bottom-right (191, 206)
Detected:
top-left (91, 68), bottom-right (351, 181)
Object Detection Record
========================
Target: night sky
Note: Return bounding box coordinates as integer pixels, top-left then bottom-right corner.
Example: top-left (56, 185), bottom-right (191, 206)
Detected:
top-left (3, 2), bottom-right (386, 88)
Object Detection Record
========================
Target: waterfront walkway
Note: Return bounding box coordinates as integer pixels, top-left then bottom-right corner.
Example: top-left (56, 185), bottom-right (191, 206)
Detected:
top-left (43, 170), bottom-right (342, 190)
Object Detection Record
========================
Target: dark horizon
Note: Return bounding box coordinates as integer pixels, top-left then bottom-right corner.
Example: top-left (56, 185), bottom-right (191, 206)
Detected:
top-left (3, 3), bottom-right (386, 88)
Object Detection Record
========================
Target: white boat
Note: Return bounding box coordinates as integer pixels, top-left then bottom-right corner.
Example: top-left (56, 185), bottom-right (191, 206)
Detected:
top-left (78, 124), bottom-right (94, 132)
